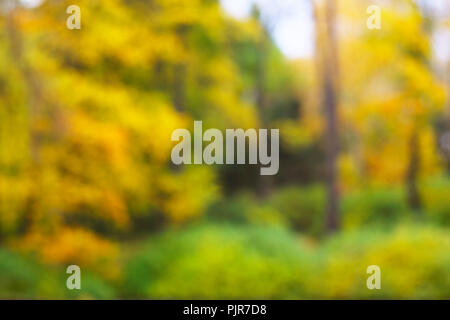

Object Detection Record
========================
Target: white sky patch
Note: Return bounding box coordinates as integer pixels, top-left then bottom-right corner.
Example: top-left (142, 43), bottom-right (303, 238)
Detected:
top-left (433, 29), bottom-right (450, 63)
top-left (221, 0), bottom-right (449, 62)
top-left (220, 0), bottom-right (314, 59)
top-left (20, 0), bottom-right (43, 8)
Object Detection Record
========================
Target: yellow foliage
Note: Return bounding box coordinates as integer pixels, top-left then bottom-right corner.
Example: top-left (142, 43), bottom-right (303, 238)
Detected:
top-left (319, 226), bottom-right (450, 298)
top-left (16, 228), bottom-right (120, 280)
top-left (158, 167), bottom-right (219, 224)
top-left (337, 0), bottom-right (445, 187)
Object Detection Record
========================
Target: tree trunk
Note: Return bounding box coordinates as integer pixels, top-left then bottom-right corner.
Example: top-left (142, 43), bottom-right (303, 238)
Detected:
top-left (314, 0), bottom-right (340, 232)
top-left (172, 63), bottom-right (186, 112)
top-left (406, 129), bottom-right (422, 211)
top-left (254, 7), bottom-right (273, 198)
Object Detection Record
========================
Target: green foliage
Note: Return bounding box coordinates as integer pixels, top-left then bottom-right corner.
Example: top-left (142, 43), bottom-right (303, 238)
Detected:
top-left (206, 183), bottom-right (449, 235)
top-left (205, 193), bottom-right (286, 227)
top-left (266, 185), bottom-right (326, 236)
top-left (0, 249), bottom-right (62, 299)
top-left (205, 193), bottom-right (257, 223)
top-left (341, 177), bottom-right (450, 229)
top-left (421, 176), bottom-right (450, 225)
top-left (206, 185), bottom-right (326, 235)
top-left (341, 188), bottom-right (409, 229)
top-left (66, 272), bottom-right (116, 300)
top-left (2, 222), bottom-right (449, 299)
top-left (0, 249), bottom-right (115, 299)
top-left (122, 224), bottom-right (316, 299)
top-left (123, 224), bottom-right (450, 299)
top-left (319, 225), bottom-right (450, 299)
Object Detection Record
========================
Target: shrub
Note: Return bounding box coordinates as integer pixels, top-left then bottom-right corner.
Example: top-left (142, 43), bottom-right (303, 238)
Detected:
top-left (123, 224), bottom-right (450, 299)
top-left (206, 193), bottom-right (287, 228)
top-left (0, 249), bottom-right (62, 299)
top-left (267, 185), bottom-right (325, 236)
top-left (341, 188), bottom-right (408, 229)
top-left (205, 193), bottom-right (256, 224)
top-left (317, 225), bottom-right (450, 299)
top-left (0, 248), bottom-right (116, 299)
top-left (122, 224), bottom-right (317, 299)
top-left (421, 176), bottom-right (450, 226)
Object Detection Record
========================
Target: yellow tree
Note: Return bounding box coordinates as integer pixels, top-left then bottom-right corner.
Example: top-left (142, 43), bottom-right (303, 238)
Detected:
top-left (0, 0), bottom-right (259, 273)
top-left (338, 0), bottom-right (445, 209)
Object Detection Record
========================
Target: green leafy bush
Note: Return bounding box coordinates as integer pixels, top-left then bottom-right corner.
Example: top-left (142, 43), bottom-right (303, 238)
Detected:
top-left (206, 193), bottom-right (287, 228)
top-left (421, 176), bottom-right (450, 225)
top-left (205, 193), bottom-right (257, 224)
top-left (123, 224), bottom-right (450, 299)
top-left (318, 225), bottom-right (450, 299)
top-left (122, 224), bottom-right (317, 299)
top-left (341, 188), bottom-right (408, 229)
top-left (266, 185), bottom-right (325, 235)
top-left (66, 272), bottom-right (116, 299)
top-left (0, 249), bottom-right (66, 299)
top-left (0, 249), bottom-right (115, 299)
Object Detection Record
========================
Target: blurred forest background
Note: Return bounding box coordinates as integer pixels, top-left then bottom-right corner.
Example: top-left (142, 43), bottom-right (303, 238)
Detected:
top-left (0, 0), bottom-right (449, 299)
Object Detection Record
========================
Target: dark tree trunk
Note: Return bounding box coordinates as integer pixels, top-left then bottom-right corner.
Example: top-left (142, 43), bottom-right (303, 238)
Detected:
top-left (254, 10), bottom-right (273, 198)
top-left (314, 0), bottom-right (340, 232)
top-left (406, 129), bottom-right (422, 211)
top-left (172, 63), bottom-right (186, 112)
